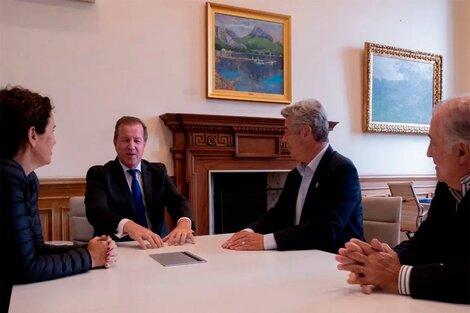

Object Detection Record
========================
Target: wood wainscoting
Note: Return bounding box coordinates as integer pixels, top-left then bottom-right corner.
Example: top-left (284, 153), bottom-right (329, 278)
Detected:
top-left (37, 175), bottom-right (436, 240)
top-left (38, 178), bottom-right (85, 241)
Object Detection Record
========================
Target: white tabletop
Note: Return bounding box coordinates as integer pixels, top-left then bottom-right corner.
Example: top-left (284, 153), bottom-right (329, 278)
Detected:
top-left (10, 234), bottom-right (468, 313)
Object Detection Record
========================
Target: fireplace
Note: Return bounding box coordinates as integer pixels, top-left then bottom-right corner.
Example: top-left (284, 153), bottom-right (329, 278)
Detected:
top-left (160, 113), bottom-right (337, 235)
top-left (210, 170), bottom-right (288, 234)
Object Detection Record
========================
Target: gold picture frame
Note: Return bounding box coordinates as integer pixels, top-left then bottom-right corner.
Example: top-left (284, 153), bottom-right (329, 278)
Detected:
top-left (364, 42), bottom-right (442, 134)
top-left (207, 2), bottom-right (291, 103)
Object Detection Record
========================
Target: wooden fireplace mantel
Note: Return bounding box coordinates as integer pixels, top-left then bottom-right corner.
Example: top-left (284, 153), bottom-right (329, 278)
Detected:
top-left (160, 113), bottom-right (338, 235)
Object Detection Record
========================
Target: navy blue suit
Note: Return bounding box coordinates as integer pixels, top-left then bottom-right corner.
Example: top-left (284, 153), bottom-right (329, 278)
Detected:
top-left (85, 159), bottom-right (193, 240)
top-left (248, 146), bottom-right (364, 252)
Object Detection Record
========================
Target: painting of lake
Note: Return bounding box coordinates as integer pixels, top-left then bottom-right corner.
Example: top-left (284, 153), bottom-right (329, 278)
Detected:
top-left (372, 55), bottom-right (434, 125)
top-left (214, 13), bottom-right (284, 94)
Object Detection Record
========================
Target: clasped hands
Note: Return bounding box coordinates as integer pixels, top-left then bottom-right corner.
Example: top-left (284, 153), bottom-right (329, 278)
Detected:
top-left (335, 238), bottom-right (401, 294)
top-left (88, 235), bottom-right (117, 269)
top-left (124, 219), bottom-right (195, 249)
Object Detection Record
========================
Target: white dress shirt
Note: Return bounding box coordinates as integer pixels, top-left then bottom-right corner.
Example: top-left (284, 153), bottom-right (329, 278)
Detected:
top-left (115, 161), bottom-right (150, 237)
top-left (115, 161), bottom-right (191, 238)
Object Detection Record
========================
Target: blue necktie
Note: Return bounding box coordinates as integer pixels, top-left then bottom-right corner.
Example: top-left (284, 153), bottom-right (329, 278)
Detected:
top-left (127, 169), bottom-right (148, 228)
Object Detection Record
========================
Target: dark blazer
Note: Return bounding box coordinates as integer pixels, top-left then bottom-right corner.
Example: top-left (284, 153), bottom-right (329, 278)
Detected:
top-left (394, 182), bottom-right (470, 304)
top-left (1, 159), bottom-right (91, 312)
top-left (248, 146), bottom-right (364, 252)
top-left (85, 159), bottom-right (193, 239)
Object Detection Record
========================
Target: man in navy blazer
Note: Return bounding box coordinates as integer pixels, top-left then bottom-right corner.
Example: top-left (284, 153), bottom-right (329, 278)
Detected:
top-left (336, 95), bottom-right (470, 304)
top-left (85, 116), bottom-right (194, 249)
top-left (222, 99), bottom-right (364, 253)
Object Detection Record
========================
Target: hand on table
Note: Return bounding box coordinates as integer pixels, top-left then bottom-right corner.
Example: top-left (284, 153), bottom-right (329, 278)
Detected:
top-left (163, 219), bottom-right (195, 246)
top-left (124, 221), bottom-right (164, 249)
top-left (221, 231), bottom-right (264, 250)
top-left (335, 238), bottom-right (401, 294)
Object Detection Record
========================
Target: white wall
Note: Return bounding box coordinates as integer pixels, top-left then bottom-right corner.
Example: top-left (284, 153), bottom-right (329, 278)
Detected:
top-left (1, 0), bottom-right (468, 178)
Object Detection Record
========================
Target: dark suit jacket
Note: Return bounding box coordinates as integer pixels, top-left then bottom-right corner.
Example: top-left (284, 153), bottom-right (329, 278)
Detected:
top-left (248, 146), bottom-right (364, 252)
top-left (394, 182), bottom-right (470, 304)
top-left (85, 159), bottom-right (193, 239)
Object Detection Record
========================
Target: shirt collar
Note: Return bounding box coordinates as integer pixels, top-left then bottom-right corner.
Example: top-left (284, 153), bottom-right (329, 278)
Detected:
top-left (460, 173), bottom-right (470, 198)
top-left (118, 160), bottom-right (142, 173)
top-left (449, 173), bottom-right (470, 202)
top-left (296, 143), bottom-right (329, 177)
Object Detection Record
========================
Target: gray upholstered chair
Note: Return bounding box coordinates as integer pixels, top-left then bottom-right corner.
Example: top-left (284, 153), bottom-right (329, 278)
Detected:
top-left (362, 196), bottom-right (402, 247)
top-left (69, 196), bottom-right (94, 243)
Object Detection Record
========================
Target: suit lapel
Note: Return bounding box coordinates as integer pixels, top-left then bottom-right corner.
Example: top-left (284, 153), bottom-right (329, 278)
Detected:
top-left (458, 192), bottom-right (470, 215)
top-left (141, 161), bottom-right (153, 210)
top-left (111, 158), bottom-right (136, 212)
top-left (310, 145), bottom-right (334, 186)
top-left (299, 145), bottom-right (334, 223)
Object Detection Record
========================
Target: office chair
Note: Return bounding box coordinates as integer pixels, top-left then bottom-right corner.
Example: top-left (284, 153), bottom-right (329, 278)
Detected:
top-left (362, 196), bottom-right (402, 247)
top-left (387, 182), bottom-right (428, 238)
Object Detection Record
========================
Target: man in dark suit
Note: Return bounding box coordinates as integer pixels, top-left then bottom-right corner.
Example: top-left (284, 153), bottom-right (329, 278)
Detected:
top-left (85, 116), bottom-right (194, 249)
top-left (336, 95), bottom-right (470, 304)
top-left (222, 99), bottom-right (364, 253)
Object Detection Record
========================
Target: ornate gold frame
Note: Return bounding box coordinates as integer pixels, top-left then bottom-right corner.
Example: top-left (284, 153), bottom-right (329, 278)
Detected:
top-left (364, 42), bottom-right (442, 134)
top-left (207, 2), bottom-right (291, 103)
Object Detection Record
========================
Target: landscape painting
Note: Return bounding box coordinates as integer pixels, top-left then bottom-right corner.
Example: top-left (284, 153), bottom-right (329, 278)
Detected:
top-left (372, 55), bottom-right (433, 124)
top-left (364, 42), bottom-right (442, 134)
top-left (207, 3), bottom-right (291, 103)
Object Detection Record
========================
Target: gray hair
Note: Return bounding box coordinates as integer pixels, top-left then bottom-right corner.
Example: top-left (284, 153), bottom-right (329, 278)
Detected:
top-left (281, 99), bottom-right (329, 142)
top-left (435, 95), bottom-right (470, 147)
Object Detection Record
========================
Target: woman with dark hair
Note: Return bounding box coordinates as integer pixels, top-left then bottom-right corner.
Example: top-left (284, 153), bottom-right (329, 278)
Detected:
top-left (0, 86), bottom-right (117, 312)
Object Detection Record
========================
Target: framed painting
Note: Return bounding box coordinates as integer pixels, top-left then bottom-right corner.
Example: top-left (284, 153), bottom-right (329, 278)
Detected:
top-left (364, 42), bottom-right (442, 134)
top-left (207, 2), bottom-right (291, 103)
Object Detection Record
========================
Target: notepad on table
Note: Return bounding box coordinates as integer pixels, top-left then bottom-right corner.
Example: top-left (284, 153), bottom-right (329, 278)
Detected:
top-left (149, 251), bottom-right (207, 267)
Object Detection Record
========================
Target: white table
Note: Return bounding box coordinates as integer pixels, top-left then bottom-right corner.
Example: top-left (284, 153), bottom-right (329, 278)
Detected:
top-left (10, 234), bottom-right (468, 313)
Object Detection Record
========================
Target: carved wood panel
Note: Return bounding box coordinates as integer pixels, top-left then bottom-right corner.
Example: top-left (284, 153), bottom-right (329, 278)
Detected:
top-left (39, 208), bottom-right (53, 241)
top-left (38, 178), bottom-right (85, 241)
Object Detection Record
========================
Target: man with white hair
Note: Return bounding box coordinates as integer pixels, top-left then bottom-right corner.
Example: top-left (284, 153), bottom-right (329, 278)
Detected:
top-left (336, 95), bottom-right (470, 304)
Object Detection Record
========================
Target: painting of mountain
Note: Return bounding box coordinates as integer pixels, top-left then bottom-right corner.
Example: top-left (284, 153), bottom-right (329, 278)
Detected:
top-left (214, 13), bottom-right (284, 94)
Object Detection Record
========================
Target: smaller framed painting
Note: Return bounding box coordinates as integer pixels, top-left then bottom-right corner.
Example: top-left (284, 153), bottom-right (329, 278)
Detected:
top-left (207, 2), bottom-right (291, 103)
top-left (364, 42), bottom-right (443, 134)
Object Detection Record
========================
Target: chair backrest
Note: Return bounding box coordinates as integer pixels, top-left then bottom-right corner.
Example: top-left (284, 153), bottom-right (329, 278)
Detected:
top-left (387, 182), bottom-right (423, 233)
top-left (69, 196), bottom-right (94, 243)
top-left (362, 196), bottom-right (402, 247)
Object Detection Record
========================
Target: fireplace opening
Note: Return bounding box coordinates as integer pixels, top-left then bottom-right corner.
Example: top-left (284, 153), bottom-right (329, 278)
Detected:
top-left (210, 171), bottom-right (288, 234)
